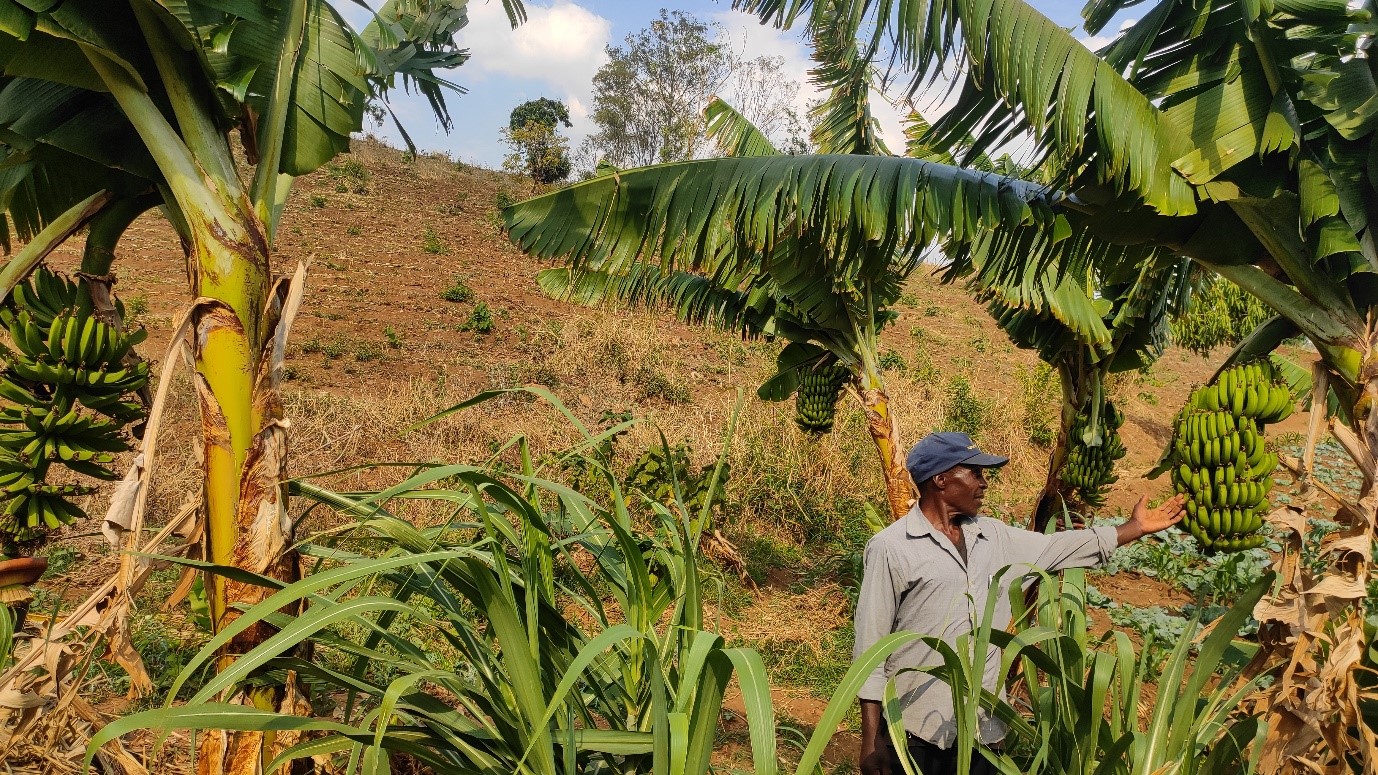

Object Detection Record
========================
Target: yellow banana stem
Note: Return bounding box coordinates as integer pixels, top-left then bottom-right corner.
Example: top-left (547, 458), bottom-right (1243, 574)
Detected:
top-left (854, 364), bottom-right (914, 519)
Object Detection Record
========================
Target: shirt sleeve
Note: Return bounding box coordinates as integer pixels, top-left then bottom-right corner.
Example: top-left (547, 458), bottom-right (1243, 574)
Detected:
top-left (1001, 523), bottom-right (1119, 574)
top-left (854, 537), bottom-right (900, 702)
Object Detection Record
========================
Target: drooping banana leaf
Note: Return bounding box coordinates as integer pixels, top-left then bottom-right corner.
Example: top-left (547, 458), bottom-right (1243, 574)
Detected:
top-left (704, 97), bottom-right (780, 158)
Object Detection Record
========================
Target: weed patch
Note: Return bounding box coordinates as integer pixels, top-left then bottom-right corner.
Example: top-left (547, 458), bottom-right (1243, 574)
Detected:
top-left (355, 341), bottom-right (383, 362)
top-left (123, 292), bottom-right (149, 322)
top-left (460, 302), bottom-right (495, 334)
top-left (327, 157), bottom-right (371, 194)
top-left (878, 349), bottom-right (907, 373)
top-left (941, 375), bottom-right (990, 438)
top-left (441, 277), bottom-right (474, 303)
top-left (633, 366), bottom-right (689, 403)
top-left (423, 227), bottom-right (449, 254)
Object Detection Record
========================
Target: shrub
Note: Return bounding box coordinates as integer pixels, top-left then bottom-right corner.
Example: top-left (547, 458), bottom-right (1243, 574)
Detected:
top-left (878, 349), bottom-right (907, 372)
top-left (124, 292), bottom-right (149, 322)
top-left (440, 277), bottom-right (473, 303)
top-left (633, 365), bottom-right (689, 403)
top-left (460, 302), bottom-right (494, 334)
top-left (354, 342), bottom-right (382, 362)
top-left (320, 338), bottom-right (346, 360)
top-left (422, 227), bottom-right (448, 254)
top-left (1171, 275), bottom-right (1272, 355)
top-left (941, 375), bottom-right (990, 438)
top-left (327, 157), bottom-right (371, 194)
top-left (1017, 363), bottom-right (1058, 447)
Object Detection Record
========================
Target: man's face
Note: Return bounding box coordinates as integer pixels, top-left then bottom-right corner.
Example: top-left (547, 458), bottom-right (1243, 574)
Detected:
top-left (940, 464), bottom-right (989, 516)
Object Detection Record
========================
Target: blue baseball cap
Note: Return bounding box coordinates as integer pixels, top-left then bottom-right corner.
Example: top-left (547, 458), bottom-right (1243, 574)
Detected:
top-left (905, 432), bottom-right (1009, 484)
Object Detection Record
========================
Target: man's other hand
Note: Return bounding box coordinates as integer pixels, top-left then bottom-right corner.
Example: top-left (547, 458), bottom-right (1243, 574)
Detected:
top-left (858, 699), bottom-right (891, 775)
top-left (859, 734), bottom-right (891, 775)
top-left (1116, 494), bottom-right (1186, 546)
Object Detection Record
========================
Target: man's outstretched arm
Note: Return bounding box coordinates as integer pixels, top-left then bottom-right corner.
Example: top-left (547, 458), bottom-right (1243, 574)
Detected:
top-left (1115, 494), bottom-right (1186, 546)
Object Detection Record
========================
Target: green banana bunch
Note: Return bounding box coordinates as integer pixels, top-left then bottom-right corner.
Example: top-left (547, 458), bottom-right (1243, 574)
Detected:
top-left (0, 267), bottom-right (149, 552)
top-left (793, 360), bottom-right (852, 434)
top-left (1168, 359), bottom-right (1291, 553)
top-left (1061, 399), bottom-right (1127, 507)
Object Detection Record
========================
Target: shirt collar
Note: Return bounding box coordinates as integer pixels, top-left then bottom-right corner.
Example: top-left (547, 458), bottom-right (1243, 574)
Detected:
top-left (904, 502), bottom-right (986, 539)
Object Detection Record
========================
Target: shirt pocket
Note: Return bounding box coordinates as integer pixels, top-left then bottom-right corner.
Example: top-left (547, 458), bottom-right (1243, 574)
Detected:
top-left (897, 562), bottom-right (974, 631)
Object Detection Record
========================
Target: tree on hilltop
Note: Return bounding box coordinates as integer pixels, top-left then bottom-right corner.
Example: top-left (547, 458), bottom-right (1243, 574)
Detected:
top-left (504, 98), bottom-right (573, 185)
top-left (582, 8), bottom-right (807, 170)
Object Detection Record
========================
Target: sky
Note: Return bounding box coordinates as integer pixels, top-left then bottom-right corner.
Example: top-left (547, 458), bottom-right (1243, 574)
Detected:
top-left (358, 0), bottom-right (1128, 170)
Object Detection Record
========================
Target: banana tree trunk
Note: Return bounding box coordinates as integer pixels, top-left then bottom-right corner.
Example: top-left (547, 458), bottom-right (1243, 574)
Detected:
top-left (86, 35), bottom-right (307, 775)
top-left (853, 365), bottom-right (915, 519)
top-left (1030, 360), bottom-right (1090, 533)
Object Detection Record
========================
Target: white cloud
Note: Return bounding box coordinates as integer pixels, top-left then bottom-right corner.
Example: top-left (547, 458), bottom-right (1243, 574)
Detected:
top-left (713, 11), bottom-right (812, 97)
top-left (458, 1), bottom-right (610, 126)
top-left (567, 95), bottom-right (589, 122)
top-left (1079, 17), bottom-right (1137, 51)
top-left (711, 10), bottom-right (919, 151)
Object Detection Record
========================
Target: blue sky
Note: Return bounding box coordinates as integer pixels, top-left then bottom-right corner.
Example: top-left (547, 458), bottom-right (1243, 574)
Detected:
top-left (362, 0), bottom-right (1123, 169)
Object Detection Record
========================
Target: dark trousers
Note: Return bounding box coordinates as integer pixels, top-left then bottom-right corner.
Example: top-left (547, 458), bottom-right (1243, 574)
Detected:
top-left (886, 734), bottom-right (998, 775)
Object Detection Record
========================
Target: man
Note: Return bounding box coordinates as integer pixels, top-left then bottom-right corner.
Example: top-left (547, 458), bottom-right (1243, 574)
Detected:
top-left (854, 431), bottom-right (1185, 775)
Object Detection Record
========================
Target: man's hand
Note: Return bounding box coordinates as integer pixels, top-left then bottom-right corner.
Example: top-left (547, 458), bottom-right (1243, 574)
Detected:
top-left (1116, 494), bottom-right (1186, 546)
top-left (858, 699), bottom-right (891, 775)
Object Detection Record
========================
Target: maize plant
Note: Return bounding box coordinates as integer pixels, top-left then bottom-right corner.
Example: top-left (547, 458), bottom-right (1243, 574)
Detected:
top-left (88, 390), bottom-right (918, 775)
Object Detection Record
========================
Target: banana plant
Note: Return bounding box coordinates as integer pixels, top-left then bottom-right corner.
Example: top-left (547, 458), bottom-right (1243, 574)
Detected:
top-left (903, 119), bottom-right (1194, 526)
top-left (978, 255), bottom-right (1192, 529)
top-left (0, 1), bottom-right (525, 770)
top-left (721, 0), bottom-right (1377, 769)
top-left (525, 8), bottom-right (927, 519)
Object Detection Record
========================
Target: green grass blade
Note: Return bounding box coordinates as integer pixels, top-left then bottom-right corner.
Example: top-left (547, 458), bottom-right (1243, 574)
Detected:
top-left (189, 597), bottom-right (416, 705)
top-left (883, 681), bottom-right (919, 775)
top-left (86, 705), bottom-right (361, 772)
top-left (165, 552), bottom-right (468, 703)
top-left (790, 631), bottom-right (922, 775)
top-left (721, 647), bottom-right (778, 775)
top-left (515, 624), bottom-right (647, 767)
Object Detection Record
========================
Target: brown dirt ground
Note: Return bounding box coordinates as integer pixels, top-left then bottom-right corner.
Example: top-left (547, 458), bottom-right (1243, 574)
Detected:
top-left (13, 137), bottom-right (1326, 772)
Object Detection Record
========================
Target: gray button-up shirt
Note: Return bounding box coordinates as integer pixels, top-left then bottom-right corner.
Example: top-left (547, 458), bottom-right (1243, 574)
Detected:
top-left (853, 504), bottom-right (1118, 748)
